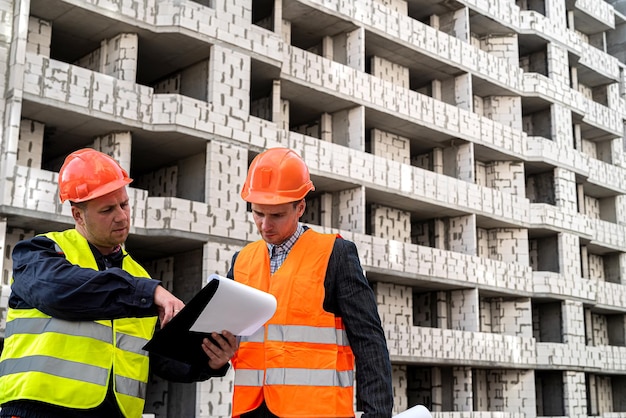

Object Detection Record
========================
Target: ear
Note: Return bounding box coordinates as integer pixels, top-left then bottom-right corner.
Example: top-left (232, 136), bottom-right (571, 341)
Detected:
top-left (71, 205), bottom-right (85, 226)
top-left (296, 200), bottom-right (306, 217)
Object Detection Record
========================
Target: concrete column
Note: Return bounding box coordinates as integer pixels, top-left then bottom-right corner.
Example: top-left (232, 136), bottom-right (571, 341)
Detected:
top-left (450, 288), bottom-right (479, 331)
top-left (27, 16), bottom-right (51, 57)
top-left (432, 147), bottom-right (444, 174)
top-left (335, 186), bottom-right (366, 233)
top-left (554, 167), bottom-right (577, 211)
top-left (345, 27), bottom-right (365, 72)
top-left (392, 365), bottom-right (408, 414)
top-left (1, 0), bottom-right (30, 206)
top-left (559, 232), bottom-right (582, 280)
top-left (438, 73), bottom-right (473, 111)
top-left (271, 80), bottom-right (289, 131)
top-left (280, 17), bottom-right (291, 44)
top-left (320, 193), bottom-right (333, 227)
top-left (272, 0), bottom-right (284, 40)
top-left (563, 371), bottom-right (588, 417)
top-left (17, 119), bottom-right (44, 168)
top-left (206, 142), bottom-right (248, 239)
top-left (437, 7), bottom-right (470, 43)
top-left (332, 106), bottom-right (365, 151)
top-left (208, 45), bottom-right (251, 120)
top-left (321, 35), bottom-right (333, 60)
top-left (580, 245), bottom-right (589, 278)
top-left (547, 43), bottom-right (570, 87)
top-left (552, 103), bottom-right (574, 148)
top-left (562, 299), bottom-right (585, 345)
top-left (453, 367), bottom-right (473, 411)
top-left (545, 0), bottom-right (568, 28)
top-left (447, 214), bottom-right (476, 256)
top-left (301, 192), bottom-right (333, 227)
top-left (433, 218), bottom-right (446, 250)
top-left (444, 140), bottom-right (474, 182)
top-left (320, 113), bottom-right (332, 142)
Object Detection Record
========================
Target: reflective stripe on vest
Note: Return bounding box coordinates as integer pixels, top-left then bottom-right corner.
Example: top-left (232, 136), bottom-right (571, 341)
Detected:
top-left (236, 368), bottom-right (354, 388)
top-left (239, 324), bottom-right (349, 346)
top-left (0, 356), bottom-right (109, 387)
top-left (232, 230), bottom-right (355, 417)
top-left (0, 229), bottom-right (156, 418)
top-left (5, 317), bottom-right (113, 343)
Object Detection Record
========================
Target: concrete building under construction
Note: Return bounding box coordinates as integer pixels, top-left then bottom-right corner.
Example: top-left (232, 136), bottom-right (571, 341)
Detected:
top-left (1, 0), bottom-right (626, 417)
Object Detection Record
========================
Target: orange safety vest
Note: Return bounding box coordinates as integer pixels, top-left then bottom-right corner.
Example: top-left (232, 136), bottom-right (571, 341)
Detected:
top-left (232, 229), bottom-right (355, 418)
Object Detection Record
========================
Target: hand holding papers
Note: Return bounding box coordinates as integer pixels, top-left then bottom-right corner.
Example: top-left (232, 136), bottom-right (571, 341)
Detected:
top-left (143, 274), bottom-right (277, 365)
top-left (189, 274), bottom-right (277, 335)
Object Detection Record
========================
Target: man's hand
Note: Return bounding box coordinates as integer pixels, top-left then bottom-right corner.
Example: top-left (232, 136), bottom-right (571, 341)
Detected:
top-left (202, 330), bottom-right (238, 370)
top-left (153, 285), bottom-right (185, 327)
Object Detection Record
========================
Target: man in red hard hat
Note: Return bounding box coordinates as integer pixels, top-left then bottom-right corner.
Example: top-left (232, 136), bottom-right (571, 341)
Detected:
top-left (228, 148), bottom-right (393, 418)
top-left (0, 148), bottom-right (237, 418)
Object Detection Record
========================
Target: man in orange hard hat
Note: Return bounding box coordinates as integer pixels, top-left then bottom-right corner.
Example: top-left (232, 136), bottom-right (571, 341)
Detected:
top-left (228, 148), bottom-right (393, 418)
top-left (0, 148), bottom-right (237, 418)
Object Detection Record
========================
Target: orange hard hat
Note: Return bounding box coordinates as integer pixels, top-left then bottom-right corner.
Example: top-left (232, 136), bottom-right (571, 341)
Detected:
top-left (241, 148), bottom-right (315, 205)
top-left (58, 148), bottom-right (133, 203)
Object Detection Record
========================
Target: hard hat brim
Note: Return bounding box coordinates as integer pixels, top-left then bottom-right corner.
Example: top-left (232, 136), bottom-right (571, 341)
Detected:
top-left (63, 177), bottom-right (133, 203)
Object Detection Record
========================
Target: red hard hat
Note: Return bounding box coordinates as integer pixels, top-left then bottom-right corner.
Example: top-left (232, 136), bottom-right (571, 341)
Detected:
top-left (241, 148), bottom-right (315, 205)
top-left (58, 148), bottom-right (133, 203)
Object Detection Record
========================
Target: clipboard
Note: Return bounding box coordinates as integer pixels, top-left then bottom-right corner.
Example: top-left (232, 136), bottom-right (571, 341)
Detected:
top-left (143, 274), bottom-right (277, 365)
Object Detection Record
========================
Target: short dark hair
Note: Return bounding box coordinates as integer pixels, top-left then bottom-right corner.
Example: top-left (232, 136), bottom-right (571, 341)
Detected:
top-left (70, 201), bottom-right (87, 211)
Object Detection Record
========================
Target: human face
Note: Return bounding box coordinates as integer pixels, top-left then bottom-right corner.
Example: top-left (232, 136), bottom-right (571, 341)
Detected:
top-left (251, 200), bottom-right (305, 245)
top-left (72, 187), bottom-right (131, 255)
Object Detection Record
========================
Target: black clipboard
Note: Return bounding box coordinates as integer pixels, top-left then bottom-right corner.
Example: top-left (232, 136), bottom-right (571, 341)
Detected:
top-left (143, 279), bottom-right (220, 366)
top-left (143, 274), bottom-right (277, 366)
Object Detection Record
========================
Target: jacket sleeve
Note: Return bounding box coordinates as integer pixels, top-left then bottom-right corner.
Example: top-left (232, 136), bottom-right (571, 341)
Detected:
top-left (10, 235), bottom-right (160, 320)
top-left (324, 238), bottom-right (394, 418)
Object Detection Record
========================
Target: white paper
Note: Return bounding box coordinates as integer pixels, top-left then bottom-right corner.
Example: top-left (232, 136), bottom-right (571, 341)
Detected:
top-left (189, 274), bottom-right (277, 336)
top-left (392, 405), bottom-right (432, 418)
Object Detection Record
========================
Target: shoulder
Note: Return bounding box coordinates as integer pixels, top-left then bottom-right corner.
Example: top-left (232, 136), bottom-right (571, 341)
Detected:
top-left (332, 235), bottom-right (357, 252)
top-left (15, 234), bottom-right (57, 251)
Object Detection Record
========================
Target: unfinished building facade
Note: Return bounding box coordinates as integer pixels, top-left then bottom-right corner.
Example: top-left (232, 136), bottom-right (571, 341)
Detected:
top-left (1, 0), bottom-right (626, 417)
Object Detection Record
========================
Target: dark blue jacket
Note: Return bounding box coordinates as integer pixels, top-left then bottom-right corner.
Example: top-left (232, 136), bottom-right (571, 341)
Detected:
top-left (1, 234), bottom-right (226, 418)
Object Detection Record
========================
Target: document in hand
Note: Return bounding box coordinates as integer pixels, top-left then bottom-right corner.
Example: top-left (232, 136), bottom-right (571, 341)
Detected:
top-left (143, 274), bottom-right (277, 365)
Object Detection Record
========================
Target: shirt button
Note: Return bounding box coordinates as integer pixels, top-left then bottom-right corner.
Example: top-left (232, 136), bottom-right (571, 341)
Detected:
top-left (141, 298), bottom-right (147, 304)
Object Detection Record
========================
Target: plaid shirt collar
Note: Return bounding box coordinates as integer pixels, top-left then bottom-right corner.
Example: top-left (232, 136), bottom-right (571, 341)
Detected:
top-left (267, 224), bottom-right (305, 273)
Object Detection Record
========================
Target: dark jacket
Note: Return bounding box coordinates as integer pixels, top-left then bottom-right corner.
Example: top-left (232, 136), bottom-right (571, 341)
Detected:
top-left (1, 234), bottom-right (227, 418)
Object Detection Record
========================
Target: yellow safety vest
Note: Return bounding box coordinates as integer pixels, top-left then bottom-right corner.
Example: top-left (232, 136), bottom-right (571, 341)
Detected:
top-left (0, 229), bottom-right (157, 418)
top-left (232, 229), bottom-right (355, 418)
